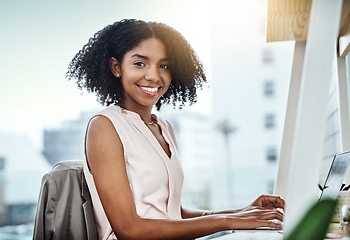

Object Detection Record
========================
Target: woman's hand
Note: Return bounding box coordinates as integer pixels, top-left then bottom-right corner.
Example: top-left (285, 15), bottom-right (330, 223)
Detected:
top-left (249, 195), bottom-right (285, 210)
top-left (221, 195), bottom-right (285, 230)
top-left (225, 205), bottom-right (284, 230)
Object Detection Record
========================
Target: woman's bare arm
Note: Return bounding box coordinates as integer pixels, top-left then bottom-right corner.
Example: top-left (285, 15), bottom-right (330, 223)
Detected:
top-left (181, 193), bottom-right (285, 219)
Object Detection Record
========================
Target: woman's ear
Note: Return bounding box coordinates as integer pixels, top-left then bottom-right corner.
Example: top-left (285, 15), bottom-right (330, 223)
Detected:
top-left (109, 57), bottom-right (121, 78)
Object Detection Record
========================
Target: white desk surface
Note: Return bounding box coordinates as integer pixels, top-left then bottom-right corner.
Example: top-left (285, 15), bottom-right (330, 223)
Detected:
top-left (212, 223), bottom-right (344, 240)
top-left (213, 230), bottom-right (283, 240)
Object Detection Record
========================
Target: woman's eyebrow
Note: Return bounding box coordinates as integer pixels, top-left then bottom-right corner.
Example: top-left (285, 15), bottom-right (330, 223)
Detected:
top-left (131, 54), bottom-right (148, 59)
top-left (131, 53), bottom-right (169, 62)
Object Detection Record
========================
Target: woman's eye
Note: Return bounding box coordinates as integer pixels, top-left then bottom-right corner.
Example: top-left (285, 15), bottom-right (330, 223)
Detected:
top-left (160, 64), bottom-right (169, 69)
top-left (134, 61), bottom-right (146, 67)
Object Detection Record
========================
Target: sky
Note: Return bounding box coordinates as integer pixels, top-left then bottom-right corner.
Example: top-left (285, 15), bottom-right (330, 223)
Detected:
top-left (0, 0), bottom-right (213, 150)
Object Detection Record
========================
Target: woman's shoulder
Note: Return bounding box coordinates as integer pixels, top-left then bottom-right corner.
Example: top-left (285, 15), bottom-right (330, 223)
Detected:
top-left (87, 106), bottom-right (125, 133)
top-left (94, 105), bottom-right (130, 122)
top-left (88, 114), bottom-right (114, 131)
top-left (99, 105), bottom-right (122, 116)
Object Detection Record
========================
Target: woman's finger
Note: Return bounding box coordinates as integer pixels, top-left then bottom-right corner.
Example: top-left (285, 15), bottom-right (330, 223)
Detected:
top-left (257, 210), bottom-right (284, 221)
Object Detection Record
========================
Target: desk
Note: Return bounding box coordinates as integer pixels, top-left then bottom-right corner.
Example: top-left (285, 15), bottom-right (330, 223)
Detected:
top-left (213, 223), bottom-right (343, 240)
top-left (213, 230), bottom-right (283, 240)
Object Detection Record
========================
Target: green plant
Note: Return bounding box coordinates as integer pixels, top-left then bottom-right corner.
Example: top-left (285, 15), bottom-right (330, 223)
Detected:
top-left (284, 198), bottom-right (338, 240)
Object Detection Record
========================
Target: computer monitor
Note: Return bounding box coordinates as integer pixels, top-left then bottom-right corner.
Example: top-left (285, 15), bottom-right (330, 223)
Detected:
top-left (319, 151), bottom-right (350, 200)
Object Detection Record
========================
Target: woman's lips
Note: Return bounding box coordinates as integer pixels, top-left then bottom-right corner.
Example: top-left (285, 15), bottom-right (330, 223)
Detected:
top-left (138, 85), bottom-right (161, 96)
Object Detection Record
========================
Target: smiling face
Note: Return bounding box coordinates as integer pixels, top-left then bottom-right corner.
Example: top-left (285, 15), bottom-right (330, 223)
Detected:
top-left (110, 38), bottom-right (171, 113)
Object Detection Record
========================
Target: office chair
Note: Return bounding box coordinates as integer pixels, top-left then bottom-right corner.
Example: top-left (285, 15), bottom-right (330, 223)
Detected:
top-left (32, 160), bottom-right (98, 240)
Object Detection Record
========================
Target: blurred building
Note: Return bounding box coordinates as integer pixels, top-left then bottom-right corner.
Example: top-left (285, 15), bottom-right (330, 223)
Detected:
top-left (0, 132), bottom-right (51, 226)
top-left (42, 110), bottom-right (99, 166)
top-left (209, 0), bottom-right (294, 209)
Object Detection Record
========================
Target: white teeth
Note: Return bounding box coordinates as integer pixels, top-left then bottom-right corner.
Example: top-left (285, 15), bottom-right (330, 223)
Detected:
top-left (139, 86), bottom-right (159, 93)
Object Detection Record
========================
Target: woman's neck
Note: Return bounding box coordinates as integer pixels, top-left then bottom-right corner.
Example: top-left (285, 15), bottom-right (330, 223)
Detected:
top-left (121, 103), bottom-right (153, 123)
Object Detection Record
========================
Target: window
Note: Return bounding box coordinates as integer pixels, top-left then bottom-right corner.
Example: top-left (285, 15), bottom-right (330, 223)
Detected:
top-left (263, 80), bottom-right (275, 97)
top-left (264, 113), bottom-right (276, 129)
top-left (266, 146), bottom-right (278, 162)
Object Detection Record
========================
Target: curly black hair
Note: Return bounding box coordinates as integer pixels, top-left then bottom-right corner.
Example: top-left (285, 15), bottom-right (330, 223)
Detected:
top-left (66, 19), bottom-right (207, 110)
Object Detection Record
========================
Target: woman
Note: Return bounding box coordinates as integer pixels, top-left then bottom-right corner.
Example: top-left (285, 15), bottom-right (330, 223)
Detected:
top-left (67, 19), bottom-right (284, 240)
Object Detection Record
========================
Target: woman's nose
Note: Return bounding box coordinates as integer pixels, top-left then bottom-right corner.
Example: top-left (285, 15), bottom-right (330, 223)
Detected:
top-left (145, 66), bottom-right (160, 82)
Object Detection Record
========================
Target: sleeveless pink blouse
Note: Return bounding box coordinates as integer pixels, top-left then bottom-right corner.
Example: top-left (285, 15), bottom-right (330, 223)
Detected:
top-left (83, 105), bottom-right (184, 240)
